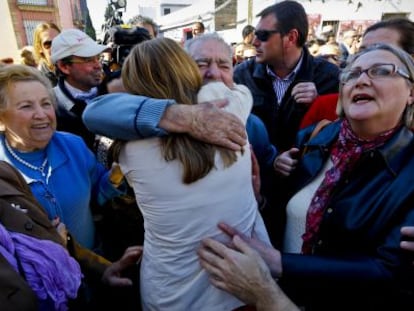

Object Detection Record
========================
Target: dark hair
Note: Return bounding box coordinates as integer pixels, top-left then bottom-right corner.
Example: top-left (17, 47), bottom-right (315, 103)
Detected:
top-left (193, 22), bottom-right (205, 31)
top-left (128, 15), bottom-right (158, 37)
top-left (364, 18), bottom-right (414, 55)
top-left (242, 25), bottom-right (255, 39)
top-left (257, 0), bottom-right (308, 47)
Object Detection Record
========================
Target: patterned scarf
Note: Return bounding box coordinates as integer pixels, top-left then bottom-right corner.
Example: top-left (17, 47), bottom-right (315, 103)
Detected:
top-left (301, 119), bottom-right (398, 254)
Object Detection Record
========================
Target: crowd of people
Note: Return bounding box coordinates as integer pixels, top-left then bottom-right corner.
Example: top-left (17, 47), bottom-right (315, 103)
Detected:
top-left (1, 0), bottom-right (414, 310)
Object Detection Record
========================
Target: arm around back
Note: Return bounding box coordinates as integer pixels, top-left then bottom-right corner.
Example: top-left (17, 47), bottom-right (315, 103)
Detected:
top-left (83, 93), bottom-right (174, 140)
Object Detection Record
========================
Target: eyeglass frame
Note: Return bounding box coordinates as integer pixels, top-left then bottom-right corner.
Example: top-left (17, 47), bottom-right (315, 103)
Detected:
top-left (340, 63), bottom-right (413, 85)
top-left (65, 55), bottom-right (102, 65)
top-left (254, 29), bottom-right (281, 42)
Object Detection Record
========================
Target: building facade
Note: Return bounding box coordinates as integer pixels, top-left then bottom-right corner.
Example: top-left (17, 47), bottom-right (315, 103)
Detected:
top-left (155, 0), bottom-right (413, 44)
top-left (0, 0), bottom-right (89, 62)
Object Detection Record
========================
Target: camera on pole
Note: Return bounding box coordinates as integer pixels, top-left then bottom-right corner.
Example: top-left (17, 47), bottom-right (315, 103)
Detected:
top-left (100, 0), bottom-right (151, 72)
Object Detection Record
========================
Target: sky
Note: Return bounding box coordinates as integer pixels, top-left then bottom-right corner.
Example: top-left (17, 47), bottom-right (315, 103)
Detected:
top-left (87, 0), bottom-right (139, 35)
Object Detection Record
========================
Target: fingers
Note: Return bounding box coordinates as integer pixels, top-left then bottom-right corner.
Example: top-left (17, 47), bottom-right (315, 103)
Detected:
top-left (232, 235), bottom-right (254, 255)
top-left (251, 147), bottom-right (260, 174)
top-left (190, 103), bottom-right (247, 151)
top-left (401, 226), bottom-right (414, 236)
top-left (218, 222), bottom-right (245, 240)
top-left (117, 246), bottom-right (143, 269)
top-left (400, 227), bottom-right (414, 254)
top-left (400, 241), bottom-right (414, 252)
top-left (273, 149), bottom-right (299, 176)
top-left (292, 82), bottom-right (318, 104)
top-left (288, 148), bottom-right (300, 158)
top-left (206, 98), bottom-right (228, 109)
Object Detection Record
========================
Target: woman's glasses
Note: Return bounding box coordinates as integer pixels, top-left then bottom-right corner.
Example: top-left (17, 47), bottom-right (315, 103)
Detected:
top-left (42, 40), bottom-right (52, 49)
top-left (254, 29), bottom-right (281, 42)
top-left (341, 63), bottom-right (413, 84)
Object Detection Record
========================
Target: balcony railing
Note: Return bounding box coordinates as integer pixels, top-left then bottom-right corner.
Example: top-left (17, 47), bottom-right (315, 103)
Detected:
top-left (17, 0), bottom-right (52, 6)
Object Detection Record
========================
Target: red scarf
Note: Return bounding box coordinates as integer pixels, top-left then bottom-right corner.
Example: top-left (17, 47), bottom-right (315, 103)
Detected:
top-left (301, 119), bottom-right (398, 254)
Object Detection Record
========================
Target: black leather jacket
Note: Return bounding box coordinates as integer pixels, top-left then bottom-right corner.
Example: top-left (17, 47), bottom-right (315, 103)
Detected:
top-left (277, 120), bottom-right (414, 310)
top-left (233, 47), bottom-right (340, 151)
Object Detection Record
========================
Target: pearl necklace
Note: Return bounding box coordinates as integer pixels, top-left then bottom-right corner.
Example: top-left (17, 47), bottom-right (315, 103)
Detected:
top-left (5, 139), bottom-right (48, 177)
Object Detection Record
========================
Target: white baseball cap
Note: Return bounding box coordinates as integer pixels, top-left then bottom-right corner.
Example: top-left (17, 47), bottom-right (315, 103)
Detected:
top-left (51, 29), bottom-right (110, 63)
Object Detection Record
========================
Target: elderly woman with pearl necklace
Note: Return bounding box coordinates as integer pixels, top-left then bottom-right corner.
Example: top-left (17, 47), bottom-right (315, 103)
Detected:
top-left (0, 64), bottom-right (124, 251)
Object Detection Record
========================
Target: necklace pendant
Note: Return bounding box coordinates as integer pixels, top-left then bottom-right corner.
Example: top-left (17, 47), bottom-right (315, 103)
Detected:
top-left (39, 166), bottom-right (45, 177)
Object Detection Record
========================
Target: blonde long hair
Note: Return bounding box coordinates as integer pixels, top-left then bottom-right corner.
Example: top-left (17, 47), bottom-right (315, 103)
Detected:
top-left (118, 37), bottom-right (236, 183)
top-left (32, 22), bottom-right (61, 68)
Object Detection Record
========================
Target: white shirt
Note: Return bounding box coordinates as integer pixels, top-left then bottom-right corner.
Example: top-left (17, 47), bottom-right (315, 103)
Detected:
top-left (120, 82), bottom-right (271, 310)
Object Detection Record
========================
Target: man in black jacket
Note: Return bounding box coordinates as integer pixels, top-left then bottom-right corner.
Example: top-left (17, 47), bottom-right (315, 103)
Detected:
top-left (234, 1), bottom-right (340, 246)
top-left (234, 0), bottom-right (340, 152)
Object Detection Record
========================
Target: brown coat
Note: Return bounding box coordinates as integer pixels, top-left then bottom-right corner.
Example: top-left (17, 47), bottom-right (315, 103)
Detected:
top-left (0, 161), bottom-right (111, 310)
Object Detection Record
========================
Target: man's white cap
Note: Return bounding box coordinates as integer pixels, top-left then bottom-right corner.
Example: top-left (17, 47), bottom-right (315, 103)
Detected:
top-left (51, 29), bottom-right (110, 63)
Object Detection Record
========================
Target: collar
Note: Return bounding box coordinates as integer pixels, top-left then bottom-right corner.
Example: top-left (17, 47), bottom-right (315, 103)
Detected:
top-left (266, 51), bottom-right (304, 81)
top-left (64, 80), bottom-right (97, 101)
top-left (305, 121), bottom-right (414, 176)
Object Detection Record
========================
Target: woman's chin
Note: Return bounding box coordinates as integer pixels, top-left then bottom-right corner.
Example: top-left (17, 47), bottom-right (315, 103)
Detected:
top-left (345, 106), bottom-right (376, 121)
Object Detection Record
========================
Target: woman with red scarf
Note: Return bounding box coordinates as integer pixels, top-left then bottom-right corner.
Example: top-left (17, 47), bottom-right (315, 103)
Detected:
top-left (198, 43), bottom-right (414, 311)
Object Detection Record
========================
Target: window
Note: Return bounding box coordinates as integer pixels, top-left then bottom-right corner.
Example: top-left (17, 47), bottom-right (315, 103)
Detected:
top-left (23, 19), bottom-right (43, 45)
top-left (17, 0), bottom-right (48, 5)
top-left (163, 8), bottom-right (171, 15)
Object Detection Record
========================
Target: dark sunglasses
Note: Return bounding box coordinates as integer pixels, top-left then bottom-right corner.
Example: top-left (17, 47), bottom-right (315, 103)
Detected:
top-left (254, 29), bottom-right (281, 42)
top-left (42, 40), bottom-right (52, 49)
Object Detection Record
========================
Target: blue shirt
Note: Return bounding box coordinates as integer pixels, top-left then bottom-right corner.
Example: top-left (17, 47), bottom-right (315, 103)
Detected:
top-left (0, 132), bottom-right (123, 249)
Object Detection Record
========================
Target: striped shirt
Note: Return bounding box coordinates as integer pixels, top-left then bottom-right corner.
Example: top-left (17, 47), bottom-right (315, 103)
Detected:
top-left (266, 53), bottom-right (304, 105)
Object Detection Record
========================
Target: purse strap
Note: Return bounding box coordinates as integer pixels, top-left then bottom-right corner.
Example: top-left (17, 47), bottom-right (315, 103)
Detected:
top-left (301, 119), bottom-right (332, 157)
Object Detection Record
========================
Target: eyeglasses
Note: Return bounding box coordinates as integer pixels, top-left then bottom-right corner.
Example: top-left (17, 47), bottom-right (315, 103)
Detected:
top-left (254, 29), bottom-right (281, 42)
top-left (68, 55), bottom-right (101, 65)
top-left (42, 40), bottom-right (52, 49)
top-left (340, 63), bottom-right (412, 85)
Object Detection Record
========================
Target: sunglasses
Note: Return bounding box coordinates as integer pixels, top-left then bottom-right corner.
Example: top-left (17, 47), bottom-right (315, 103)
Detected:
top-left (42, 40), bottom-right (52, 49)
top-left (254, 29), bottom-right (281, 42)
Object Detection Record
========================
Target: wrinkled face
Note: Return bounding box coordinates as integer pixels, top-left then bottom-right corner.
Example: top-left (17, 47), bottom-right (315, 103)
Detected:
top-left (57, 55), bottom-right (104, 91)
top-left (340, 50), bottom-right (413, 137)
top-left (0, 81), bottom-right (56, 151)
top-left (189, 39), bottom-right (234, 88)
top-left (252, 14), bottom-right (283, 65)
top-left (39, 28), bottom-right (60, 65)
top-left (359, 28), bottom-right (401, 51)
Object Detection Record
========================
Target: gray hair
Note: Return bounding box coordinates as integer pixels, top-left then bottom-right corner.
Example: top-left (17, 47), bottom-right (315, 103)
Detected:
top-left (337, 43), bottom-right (414, 128)
top-left (184, 33), bottom-right (233, 61)
top-left (0, 64), bottom-right (56, 114)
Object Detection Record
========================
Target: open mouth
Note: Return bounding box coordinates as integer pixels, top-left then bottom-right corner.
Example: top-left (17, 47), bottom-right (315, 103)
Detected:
top-left (32, 124), bottom-right (49, 129)
top-left (352, 94), bottom-right (374, 103)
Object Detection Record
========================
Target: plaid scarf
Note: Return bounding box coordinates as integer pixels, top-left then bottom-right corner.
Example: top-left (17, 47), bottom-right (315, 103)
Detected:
top-left (301, 119), bottom-right (398, 254)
